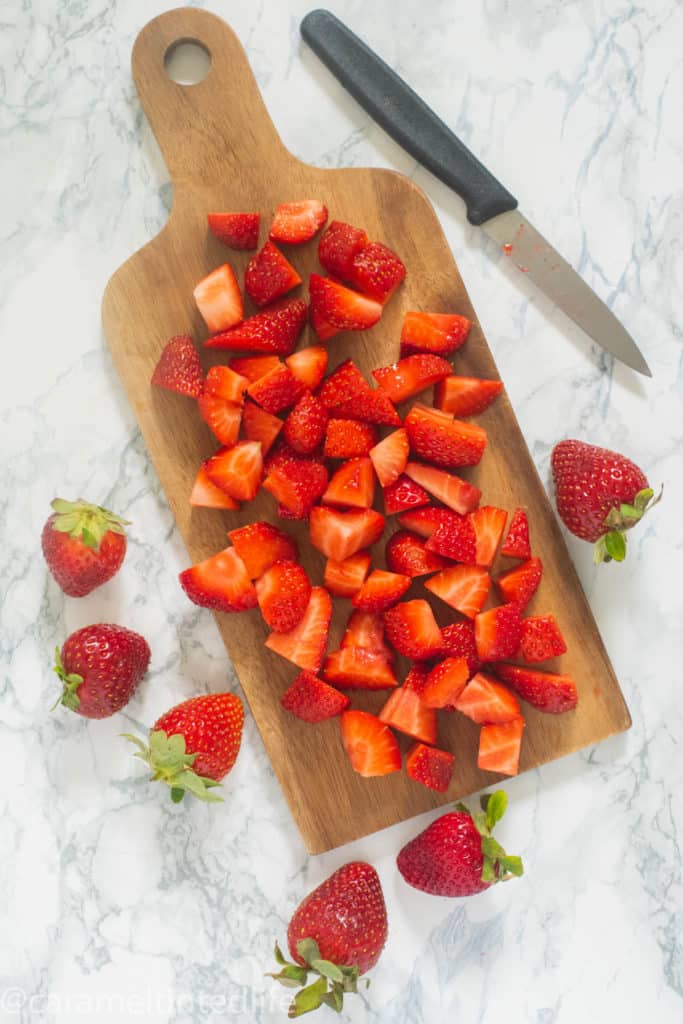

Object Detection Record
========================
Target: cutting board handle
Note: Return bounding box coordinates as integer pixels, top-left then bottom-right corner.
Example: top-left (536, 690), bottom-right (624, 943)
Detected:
top-left (132, 7), bottom-right (290, 190)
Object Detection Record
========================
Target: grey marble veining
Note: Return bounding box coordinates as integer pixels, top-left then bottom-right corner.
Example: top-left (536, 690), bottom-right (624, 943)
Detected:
top-left (1, 1), bottom-right (682, 1021)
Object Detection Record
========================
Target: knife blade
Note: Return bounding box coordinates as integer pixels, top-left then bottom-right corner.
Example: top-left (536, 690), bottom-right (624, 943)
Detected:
top-left (301, 10), bottom-right (651, 377)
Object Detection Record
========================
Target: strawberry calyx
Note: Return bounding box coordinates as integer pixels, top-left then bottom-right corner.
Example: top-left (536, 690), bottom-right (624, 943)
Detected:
top-left (594, 486), bottom-right (663, 564)
top-left (267, 939), bottom-right (367, 1017)
top-left (50, 498), bottom-right (130, 551)
top-left (457, 789), bottom-right (524, 884)
top-left (52, 646), bottom-right (83, 711)
top-left (122, 730), bottom-right (224, 804)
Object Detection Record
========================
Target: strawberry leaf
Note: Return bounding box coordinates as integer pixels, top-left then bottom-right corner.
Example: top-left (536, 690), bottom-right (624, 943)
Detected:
top-left (296, 938), bottom-right (322, 967)
top-left (289, 975), bottom-right (328, 1017)
top-left (482, 789), bottom-right (507, 830)
top-left (311, 960), bottom-right (344, 984)
top-left (604, 531), bottom-right (626, 562)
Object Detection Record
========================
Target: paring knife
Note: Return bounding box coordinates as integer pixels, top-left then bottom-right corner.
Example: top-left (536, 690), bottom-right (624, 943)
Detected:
top-left (301, 10), bottom-right (651, 377)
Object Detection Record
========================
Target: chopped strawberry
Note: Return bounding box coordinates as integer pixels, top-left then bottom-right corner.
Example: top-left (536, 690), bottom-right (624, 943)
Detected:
top-left (256, 560), bottom-right (312, 632)
top-left (247, 362), bottom-right (306, 413)
top-left (434, 375), bottom-right (504, 417)
top-left (495, 557), bottom-right (543, 609)
top-left (421, 657), bottom-right (469, 709)
top-left (379, 686), bottom-right (437, 744)
top-left (204, 365), bottom-right (249, 404)
top-left (204, 441), bottom-right (263, 501)
top-left (383, 600), bottom-right (443, 660)
top-left (324, 647), bottom-right (398, 689)
top-left (397, 505), bottom-right (455, 538)
top-left (453, 671), bottom-right (521, 724)
top-left (179, 546), bottom-right (257, 613)
top-left (206, 298), bottom-right (307, 355)
top-left (352, 569), bottom-right (411, 612)
top-left (207, 212), bottom-right (260, 250)
top-left (425, 564), bottom-right (491, 618)
top-left (369, 429), bottom-right (409, 487)
top-left (309, 507), bottom-right (385, 561)
top-left (242, 401), bottom-right (283, 454)
top-left (405, 743), bottom-right (454, 792)
top-left (403, 665), bottom-right (430, 696)
top-left (400, 311), bottom-right (471, 357)
top-left (347, 241), bottom-right (406, 304)
top-left (317, 360), bottom-right (400, 424)
top-left (245, 240), bottom-right (302, 307)
top-left (309, 302), bottom-right (340, 341)
top-left (324, 550), bottom-right (371, 597)
top-left (405, 403), bottom-right (487, 467)
top-left (228, 521), bottom-right (298, 579)
top-left (441, 620), bottom-right (481, 676)
top-left (494, 663), bottom-right (578, 713)
top-left (323, 418), bottom-right (379, 459)
top-left (373, 354), bottom-right (452, 404)
top-left (478, 718), bottom-right (525, 776)
top-left (404, 462), bottom-right (481, 515)
top-left (318, 359), bottom-right (368, 408)
top-left (323, 457), bottom-right (375, 509)
top-left (190, 465), bottom-right (240, 510)
top-left (501, 508), bottom-right (531, 559)
top-left (193, 264), bottom-right (243, 332)
top-left (340, 710), bottom-right (401, 777)
top-left (269, 200), bottom-right (328, 244)
top-left (519, 614), bottom-right (567, 663)
top-left (309, 274), bottom-right (382, 332)
top-left (197, 394), bottom-right (242, 446)
top-left (341, 610), bottom-right (388, 653)
top-left (286, 346), bottom-right (328, 390)
top-left (383, 475), bottom-right (430, 516)
top-left (385, 530), bottom-right (447, 577)
top-left (425, 512), bottom-right (477, 562)
top-left (474, 604), bottom-right (524, 662)
top-left (229, 355), bottom-right (281, 382)
top-left (318, 220), bottom-right (369, 280)
top-left (151, 335), bottom-right (203, 398)
top-left (280, 670), bottom-right (350, 723)
top-left (283, 392), bottom-right (328, 455)
top-left (263, 459), bottom-right (329, 519)
top-left (471, 506), bottom-right (508, 567)
top-left (265, 586), bottom-right (332, 673)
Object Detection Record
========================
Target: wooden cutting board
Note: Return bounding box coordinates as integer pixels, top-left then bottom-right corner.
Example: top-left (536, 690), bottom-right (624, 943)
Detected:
top-left (102, 7), bottom-right (630, 854)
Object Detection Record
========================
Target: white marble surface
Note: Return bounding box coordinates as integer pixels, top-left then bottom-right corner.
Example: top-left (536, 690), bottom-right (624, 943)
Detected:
top-left (1, 1), bottom-right (682, 1021)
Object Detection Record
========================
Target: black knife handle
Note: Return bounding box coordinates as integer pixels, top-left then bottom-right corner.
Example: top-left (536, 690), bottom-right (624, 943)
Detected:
top-left (301, 9), bottom-right (517, 226)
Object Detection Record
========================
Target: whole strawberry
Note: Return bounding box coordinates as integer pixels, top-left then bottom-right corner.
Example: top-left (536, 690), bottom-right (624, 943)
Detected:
top-left (41, 498), bottom-right (129, 596)
top-left (124, 693), bottom-right (244, 803)
top-left (397, 790), bottom-right (522, 897)
top-left (551, 440), bottom-right (661, 563)
top-left (54, 623), bottom-right (150, 719)
top-left (269, 861), bottom-right (387, 1016)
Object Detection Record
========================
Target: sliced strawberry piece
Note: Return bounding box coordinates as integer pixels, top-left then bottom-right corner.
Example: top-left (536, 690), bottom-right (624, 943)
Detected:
top-left (434, 375), bottom-right (504, 417)
top-left (341, 610), bottom-right (388, 653)
top-left (286, 346), bottom-right (328, 390)
top-left (333, 389), bottom-right (400, 427)
top-left (373, 354), bottom-right (452, 404)
top-left (494, 663), bottom-right (577, 713)
top-left (471, 506), bottom-right (508, 567)
top-left (475, 604), bottom-right (524, 662)
top-left (453, 671), bottom-right (521, 724)
top-left (190, 465), bottom-right (240, 510)
top-left (229, 354), bottom-right (281, 382)
top-left (425, 564), bottom-right (491, 619)
top-left (247, 362), bottom-right (306, 414)
top-left (405, 743), bottom-right (454, 792)
top-left (283, 392), bottom-right (328, 455)
top-left (352, 569), bottom-right (411, 612)
top-left (383, 600), bottom-right (443, 660)
top-left (347, 241), bottom-right (406, 303)
top-left (179, 546), bottom-right (257, 613)
top-left (269, 200), bottom-right (328, 244)
top-left (309, 507), bottom-right (385, 561)
top-left (309, 302), bottom-right (340, 341)
top-left (318, 359), bottom-right (367, 408)
top-left (495, 557), bottom-right (543, 610)
top-left (255, 560), bottom-right (312, 632)
top-left (228, 521), bottom-right (298, 579)
top-left (397, 505), bottom-right (456, 538)
top-left (405, 403), bottom-right (487, 467)
top-left (324, 647), bottom-right (398, 689)
top-left (263, 459), bottom-right (329, 520)
top-left (208, 211), bottom-right (260, 250)
top-left (403, 665), bottom-right (429, 696)
top-left (501, 508), bottom-right (531, 560)
top-left (281, 670), bottom-right (350, 723)
top-left (441, 620), bottom-right (481, 676)
top-left (204, 365), bottom-right (248, 404)
top-left (385, 530), bottom-right (447, 578)
top-left (519, 614), bottom-right (567, 663)
top-left (340, 710), bottom-right (401, 777)
top-left (425, 513), bottom-right (477, 563)
top-left (379, 686), bottom-right (437, 745)
top-left (421, 657), bottom-right (469, 709)
top-left (193, 264), bottom-right (243, 332)
top-left (323, 419), bottom-right (379, 459)
top-left (400, 311), bottom-right (471, 357)
top-left (197, 394), bottom-right (242, 446)
top-left (324, 550), bottom-right (371, 597)
top-left (205, 441), bottom-right (263, 501)
top-left (242, 401), bottom-right (283, 454)
top-left (405, 462), bottom-right (481, 515)
top-left (245, 240), bottom-right (301, 307)
top-left (318, 220), bottom-right (369, 280)
top-left (309, 274), bottom-right (382, 331)
top-left (151, 335), bottom-right (203, 398)
top-left (323, 456), bottom-right (375, 509)
top-left (383, 475), bottom-right (430, 516)
top-left (478, 718), bottom-right (525, 776)
top-left (265, 587), bottom-right (332, 673)
top-left (369, 429), bottom-right (409, 487)
top-left (206, 298), bottom-right (307, 355)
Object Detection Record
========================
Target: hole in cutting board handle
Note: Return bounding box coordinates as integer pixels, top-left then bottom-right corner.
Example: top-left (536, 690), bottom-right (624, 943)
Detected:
top-left (164, 39), bottom-right (211, 85)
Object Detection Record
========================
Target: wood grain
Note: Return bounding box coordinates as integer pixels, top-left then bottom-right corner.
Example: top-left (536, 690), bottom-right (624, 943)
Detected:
top-left (102, 8), bottom-right (630, 854)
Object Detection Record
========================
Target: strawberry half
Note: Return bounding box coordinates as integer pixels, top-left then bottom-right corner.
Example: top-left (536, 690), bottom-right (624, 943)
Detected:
top-left (453, 671), bottom-right (521, 724)
top-left (405, 743), bottom-right (455, 793)
top-left (179, 547), bottom-right (257, 613)
top-left (206, 298), bottom-right (307, 355)
top-left (478, 718), bottom-right (525, 776)
top-left (434, 375), bottom-right (503, 417)
top-left (242, 401), bottom-right (283, 454)
top-left (441, 620), bottom-right (481, 676)
top-left (369, 429), bottom-right (409, 487)
top-left (205, 441), bottom-right (263, 501)
top-left (495, 557), bottom-right (543, 609)
top-left (190, 465), bottom-right (240, 510)
top-left (229, 355), bottom-right (281, 381)
top-left (501, 508), bottom-right (531, 559)
top-left (425, 564), bottom-right (491, 619)
top-left (518, 614), bottom-right (567, 662)
top-left (197, 394), bottom-right (242, 446)
top-left (204, 365), bottom-right (249, 404)
top-left (494, 663), bottom-right (578, 713)
top-left (382, 474), bottom-right (430, 516)
top-left (475, 604), bottom-right (524, 662)
top-left (269, 200), bottom-right (328, 244)
top-left (151, 335), bottom-right (203, 398)
top-left (324, 418), bottom-right (379, 459)
top-left (347, 241), bottom-right (406, 304)
top-left (372, 354), bottom-right (451, 404)
top-left (256, 560), bottom-right (312, 632)
top-left (286, 346), bottom-right (328, 390)
top-left (323, 457), bottom-right (375, 509)
top-left (340, 710), bottom-right (401, 777)
top-left (265, 587), bottom-right (332, 673)
top-left (324, 550), bottom-right (371, 597)
top-left (324, 647), bottom-right (398, 689)
top-left (404, 462), bottom-right (481, 515)
top-left (470, 506), bottom-right (508, 567)
top-left (318, 220), bottom-right (369, 280)
top-left (309, 507), bottom-right (385, 561)
top-left (385, 530), bottom-right (447, 577)
top-left (379, 686), bottom-right (437, 745)
top-left (247, 362), bottom-right (306, 414)
top-left (280, 670), bottom-right (350, 723)
top-left (309, 274), bottom-right (382, 332)
top-left (228, 521), bottom-right (298, 579)
top-left (193, 264), bottom-right (243, 332)
top-left (283, 392), bottom-right (328, 455)
top-left (263, 458), bottom-right (329, 519)
top-left (208, 211), bottom-right (260, 250)
top-left (421, 657), bottom-right (469, 709)
top-left (400, 311), bottom-right (471, 357)
top-left (383, 600), bottom-right (443, 660)
top-left (352, 569), bottom-right (411, 612)
top-left (245, 241), bottom-right (302, 307)
top-left (405, 403), bottom-right (487, 467)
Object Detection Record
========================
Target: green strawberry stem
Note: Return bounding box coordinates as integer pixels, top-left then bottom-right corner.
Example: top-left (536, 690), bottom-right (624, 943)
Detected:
top-left (52, 646), bottom-right (84, 712)
top-left (50, 497), bottom-right (130, 551)
top-left (594, 486), bottom-right (663, 564)
top-left (267, 939), bottom-right (368, 1017)
top-left (457, 789), bottom-right (524, 885)
top-left (122, 730), bottom-right (224, 803)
